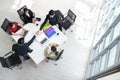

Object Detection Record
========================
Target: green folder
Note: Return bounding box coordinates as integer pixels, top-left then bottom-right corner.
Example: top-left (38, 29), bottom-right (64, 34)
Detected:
top-left (42, 22), bottom-right (51, 30)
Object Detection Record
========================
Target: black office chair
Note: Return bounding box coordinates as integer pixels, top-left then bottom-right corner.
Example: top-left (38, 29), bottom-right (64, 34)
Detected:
top-left (62, 9), bottom-right (76, 30)
top-left (1, 18), bottom-right (10, 34)
top-left (0, 51), bottom-right (22, 69)
top-left (47, 49), bottom-right (64, 65)
top-left (17, 5), bottom-right (27, 24)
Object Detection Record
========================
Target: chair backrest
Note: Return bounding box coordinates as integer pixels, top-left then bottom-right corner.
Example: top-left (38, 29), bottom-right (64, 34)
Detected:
top-left (17, 5), bottom-right (27, 23)
top-left (17, 5), bottom-right (27, 17)
top-left (56, 49), bottom-right (64, 60)
top-left (0, 51), bottom-right (22, 69)
top-left (62, 10), bottom-right (76, 30)
top-left (67, 9), bottom-right (76, 22)
top-left (0, 57), bottom-right (9, 68)
top-left (1, 18), bottom-right (10, 32)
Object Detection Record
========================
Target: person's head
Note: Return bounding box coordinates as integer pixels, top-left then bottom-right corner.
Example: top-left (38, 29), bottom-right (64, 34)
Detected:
top-left (24, 8), bottom-right (29, 14)
top-left (18, 37), bottom-right (24, 44)
top-left (49, 10), bottom-right (55, 18)
top-left (8, 22), bottom-right (13, 27)
top-left (51, 45), bottom-right (57, 52)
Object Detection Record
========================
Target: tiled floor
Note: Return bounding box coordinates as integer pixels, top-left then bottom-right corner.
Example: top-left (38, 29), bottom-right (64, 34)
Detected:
top-left (0, 0), bottom-right (94, 80)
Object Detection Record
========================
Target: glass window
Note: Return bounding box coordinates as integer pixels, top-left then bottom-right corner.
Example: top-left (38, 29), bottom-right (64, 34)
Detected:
top-left (104, 33), bottom-right (111, 48)
top-left (95, 59), bottom-right (100, 73)
top-left (93, 47), bottom-right (99, 58)
top-left (112, 21), bottom-right (120, 40)
top-left (91, 62), bottom-right (96, 75)
top-left (90, 50), bottom-right (94, 61)
top-left (105, 3), bottom-right (110, 15)
top-left (99, 41), bottom-right (103, 53)
top-left (100, 53), bottom-right (106, 71)
top-left (107, 45), bottom-right (117, 67)
top-left (109, 8), bottom-right (115, 19)
top-left (115, 1), bottom-right (120, 15)
top-left (119, 50), bottom-right (120, 62)
top-left (109, 7), bottom-right (115, 25)
top-left (118, 1), bottom-right (120, 7)
top-left (111, 0), bottom-right (115, 3)
top-left (88, 64), bottom-right (93, 76)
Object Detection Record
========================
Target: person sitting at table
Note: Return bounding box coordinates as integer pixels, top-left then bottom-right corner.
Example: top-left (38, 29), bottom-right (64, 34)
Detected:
top-left (7, 22), bottom-right (27, 36)
top-left (44, 43), bottom-right (60, 62)
top-left (12, 35), bottom-right (36, 60)
top-left (39, 10), bottom-right (64, 31)
top-left (23, 8), bottom-right (41, 24)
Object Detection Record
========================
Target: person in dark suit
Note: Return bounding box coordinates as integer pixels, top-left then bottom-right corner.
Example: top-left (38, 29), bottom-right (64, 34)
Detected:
top-left (12, 35), bottom-right (36, 60)
top-left (22, 8), bottom-right (35, 24)
top-left (39, 10), bottom-right (64, 31)
top-left (23, 8), bottom-right (41, 24)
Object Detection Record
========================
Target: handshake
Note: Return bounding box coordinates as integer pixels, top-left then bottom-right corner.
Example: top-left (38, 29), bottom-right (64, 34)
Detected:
top-left (35, 30), bottom-right (43, 35)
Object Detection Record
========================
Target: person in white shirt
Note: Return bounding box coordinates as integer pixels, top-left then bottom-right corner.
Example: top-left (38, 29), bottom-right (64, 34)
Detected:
top-left (44, 43), bottom-right (60, 62)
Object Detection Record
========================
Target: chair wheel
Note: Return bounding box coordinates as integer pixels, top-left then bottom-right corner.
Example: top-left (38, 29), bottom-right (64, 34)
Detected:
top-left (71, 30), bottom-right (73, 32)
top-left (19, 66), bottom-right (22, 69)
top-left (55, 64), bottom-right (57, 66)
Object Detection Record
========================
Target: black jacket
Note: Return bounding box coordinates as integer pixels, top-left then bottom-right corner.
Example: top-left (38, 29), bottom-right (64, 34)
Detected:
top-left (40, 10), bottom-right (64, 30)
top-left (23, 9), bottom-right (35, 24)
top-left (12, 36), bottom-right (36, 56)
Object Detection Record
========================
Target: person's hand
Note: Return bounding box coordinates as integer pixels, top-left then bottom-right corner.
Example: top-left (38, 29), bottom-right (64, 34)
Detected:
top-left (18, 23), bottom-right (23, 27)
top-left (36, 30), bottom-right (43, 35)
top-left (36, 30), bottom-right (39, 35)
top-left (46, 46), bottom-right (49, 49)
top-left (32, 18), bottom-right (37, 23)
top-left (22, 27), bottom-right (27, 31)
top-left (12, 33), bottom-right (23, 36)
top-left (49, 43), bottom-right (52, 46)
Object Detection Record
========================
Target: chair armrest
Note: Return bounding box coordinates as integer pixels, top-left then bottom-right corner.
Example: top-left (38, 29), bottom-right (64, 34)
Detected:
top-left (4, 51), bottom-right (14, 57)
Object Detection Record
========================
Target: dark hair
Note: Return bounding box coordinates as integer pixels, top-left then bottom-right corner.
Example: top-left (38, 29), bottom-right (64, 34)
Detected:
top-left (24, 8), bottom-right (28, 12)
top-left (49, 10), bottom-right (55, 15)
top-left (51, 45), bottom-right (58, 55)
top-left (51, 45), bottom-right (57, 52)
top-left (18, 37), bottom-right (24, 44)
top-left (8, 22), bottom-right (13, 27)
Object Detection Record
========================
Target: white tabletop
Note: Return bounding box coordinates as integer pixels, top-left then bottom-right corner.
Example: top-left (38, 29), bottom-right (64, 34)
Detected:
top-left (12, 23), bottom-right (67, 66)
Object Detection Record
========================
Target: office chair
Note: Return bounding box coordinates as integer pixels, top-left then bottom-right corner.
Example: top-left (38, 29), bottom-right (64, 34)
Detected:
top-left (0, 51), bottom-right (22, 69)
top-left (47, 49), bottom-right (64, 65)
top-left (1, 18), bottom-right (10, 34)
top-left (17, 5), bottom-right (27, 24)
top-left (62, 9), bottom-right (76, 30)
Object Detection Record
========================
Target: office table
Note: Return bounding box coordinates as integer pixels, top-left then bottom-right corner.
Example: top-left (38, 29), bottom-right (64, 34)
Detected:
top-left (12, 23), bottom-right (67, 67)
